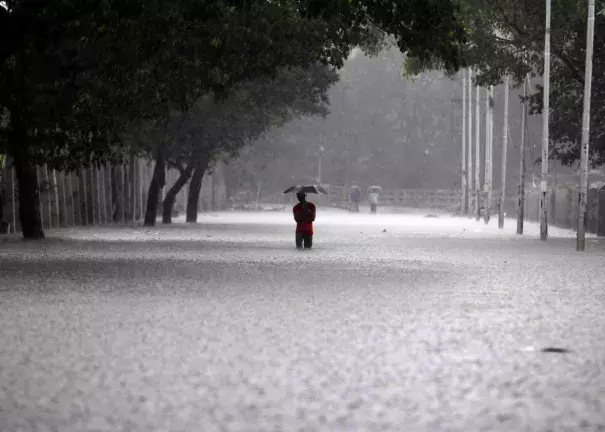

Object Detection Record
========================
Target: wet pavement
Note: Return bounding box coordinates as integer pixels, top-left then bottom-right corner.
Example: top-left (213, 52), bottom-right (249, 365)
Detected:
top-left (1, 210), bottom-right (604, 431)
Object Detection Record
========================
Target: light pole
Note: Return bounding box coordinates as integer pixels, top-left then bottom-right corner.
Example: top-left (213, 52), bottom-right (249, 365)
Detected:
top-left (499, 76), bottom-right (510, 229)
top-left (577, 0), bottom-right (596, 251)
top-left (540, 0), bottom-right (552, 240)
top-left (317, 144), bottom-right (324, 185)
top-left (484, 87), bottom-right (491, 225)
top-left (488, 86), bottom-right (494, 223)
top-left (517, 74), bottom-right (529, 235)
top-left (467, 68), bottom-right (473, 218)
top-left (462, 70), bottom-right (467, 216)
top-left (474, 81), bottom-right (481, 221)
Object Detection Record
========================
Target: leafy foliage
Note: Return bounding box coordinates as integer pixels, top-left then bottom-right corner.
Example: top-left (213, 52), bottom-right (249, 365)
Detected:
top-left (0, 0), bottom-right (367, 167)
top-left (0, 0), bottom-right (468, 235)
top-left (403, 0), bottom-right (605, 167)
top-left (228, 49), bottom-right (464, 191)
top-left (162, 64), bottom-right (338, 177)
top-left (0, 0), bottom-right (467, 164)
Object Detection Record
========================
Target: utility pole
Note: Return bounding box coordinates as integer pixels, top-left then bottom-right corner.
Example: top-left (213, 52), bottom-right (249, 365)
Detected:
top-left (484, 87), bottom-right (490, 224)
top-left (487, 85), bottom-right (494, 222)
top-left (577, 0), bottom-right (595, 251)
top-left (517, 75), bottom-right (528, 235)
top-left (318, 145), bottom-right (324, 184)
top-left (499, 77), bottom-right (510, 229)
top-left (467, 69), bottom-right (473, 218)
top-left (317, 136), bottom-right (324, 185)
top-left (475, 82), bottom-right (481, 221)
top-left (540, 0), bottom-right (552, 240)
top-left (462, 70), bottom-right (468, 216)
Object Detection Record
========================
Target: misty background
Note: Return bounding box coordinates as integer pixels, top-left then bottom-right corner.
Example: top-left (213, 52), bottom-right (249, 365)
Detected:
top-left (224, 47), bottom-right (576, 199)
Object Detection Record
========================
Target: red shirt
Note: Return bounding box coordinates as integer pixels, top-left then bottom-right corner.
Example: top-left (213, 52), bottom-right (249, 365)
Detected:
top-left (293, 202), bottom-right (316, 234)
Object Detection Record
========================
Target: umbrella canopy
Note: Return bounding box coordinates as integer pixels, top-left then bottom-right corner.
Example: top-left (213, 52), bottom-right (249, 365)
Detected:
top-left (284, 185), bottom-right (328, 195)
top-left (367, 185), bottom-right (382, 192)
top-left (348, 185), bottom-right (361, 192)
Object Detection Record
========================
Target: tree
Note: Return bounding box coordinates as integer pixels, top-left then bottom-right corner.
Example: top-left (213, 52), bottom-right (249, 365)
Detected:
top-left (138, 0), bottom-right (370, 226)
top-left (143, 0), bottom-right (471, 226)
top-left (0, 0), bottom-right (340, 234)
top-left (1, 0), bottom-right (468, 237)
top-left (0, 0), bottom-right (199, 237)
top-left (403, 0), bottom-right (605, 168)
top-left (158, 64), bottom-right (337, 224)
top-left (226, 46), bottom-right (562, 197)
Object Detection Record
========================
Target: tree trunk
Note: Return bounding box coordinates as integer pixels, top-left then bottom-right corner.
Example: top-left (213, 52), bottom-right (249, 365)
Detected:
top-left (13, 157), bottom-right (45, 239)
top-left (163, 165), bottom-right (194, 224)
top-left (144, 145), bottom-right (166, 226)
top-left (186, 158), bottom-right (209, 223)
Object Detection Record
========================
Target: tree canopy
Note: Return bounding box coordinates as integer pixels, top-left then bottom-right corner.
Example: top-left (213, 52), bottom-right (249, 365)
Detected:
top-left (403, 0), bottom-right (605, 167)
top-left (0, 0), bottom-right (468, 237)
top-left (226, 47), bottom-right (577, 197)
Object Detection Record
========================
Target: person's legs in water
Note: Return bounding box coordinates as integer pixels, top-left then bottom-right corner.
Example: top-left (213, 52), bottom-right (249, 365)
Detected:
top-left (303, 234), bottom-right (313, 249)
top-left (296, 233), bottom-right (304, 249)
top-left (370, 203), bottom-right (377, 214)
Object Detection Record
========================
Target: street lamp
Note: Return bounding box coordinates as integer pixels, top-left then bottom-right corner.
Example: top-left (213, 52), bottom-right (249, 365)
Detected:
top-left (577, 0), bottom-right (596, 251)
top-left (540, 0), bottom-right (552, 241)
top-left (317, 144), bottom-right (325, 185)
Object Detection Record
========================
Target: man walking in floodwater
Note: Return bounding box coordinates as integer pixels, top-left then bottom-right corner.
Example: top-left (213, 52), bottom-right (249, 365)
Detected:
top-left (293, 192), bottom-right (316, 249)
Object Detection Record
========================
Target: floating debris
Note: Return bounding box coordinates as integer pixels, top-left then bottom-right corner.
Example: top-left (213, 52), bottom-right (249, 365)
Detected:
top-left (541, 347), bottom-right (571, 354)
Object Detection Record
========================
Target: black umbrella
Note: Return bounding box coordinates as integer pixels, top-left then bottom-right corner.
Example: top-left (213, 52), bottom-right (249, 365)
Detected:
top-left (284, 184), bottom-right (328, 195)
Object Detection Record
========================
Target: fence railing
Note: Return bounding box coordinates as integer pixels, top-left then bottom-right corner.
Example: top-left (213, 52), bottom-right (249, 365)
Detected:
top-left (252, 186), bottom-right (466, 212)
top-left (324, 187), bottom-right (464, 211)
top-left (252, 184), bottom-right (604, 235)
top-left (0, 158), bottom-right (225, 234)
top-left (501, 185), bottom-right (605, 235)
top-left (5, 171), bottom-right (602, 236)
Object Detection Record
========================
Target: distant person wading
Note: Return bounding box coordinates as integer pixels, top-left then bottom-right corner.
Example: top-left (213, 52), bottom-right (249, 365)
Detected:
top-left (293, 193), bottom-right (316, 249)
top-left (368, 191), bottom-right (379, 214)
top-left (349, 185), bottom-right (361, 213)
